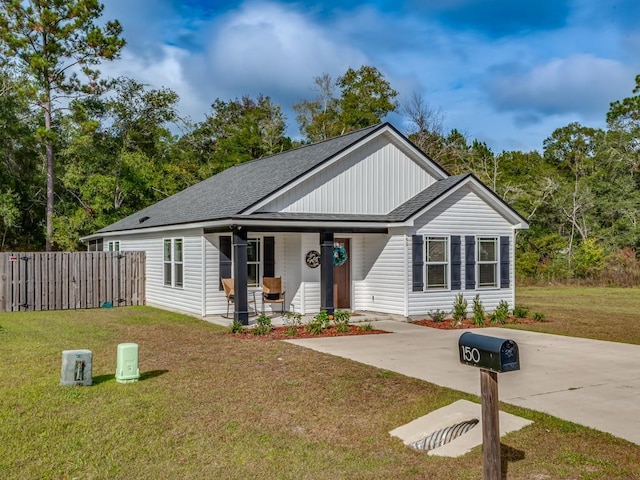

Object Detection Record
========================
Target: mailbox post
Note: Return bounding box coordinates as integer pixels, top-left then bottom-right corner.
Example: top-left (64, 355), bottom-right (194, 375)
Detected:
top-left (458, 332), bottom-right (520, 480)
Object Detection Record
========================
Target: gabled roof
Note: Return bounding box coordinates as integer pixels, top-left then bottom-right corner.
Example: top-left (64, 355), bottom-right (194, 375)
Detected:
top-left (97, 123), bottom-right (389, 234)
top-left (88, 122), bottom-right (527, 239)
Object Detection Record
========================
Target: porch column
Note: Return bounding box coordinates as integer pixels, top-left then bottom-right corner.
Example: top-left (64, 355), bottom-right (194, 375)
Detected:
top-left (320, 231), bottom-right (334, 314)
top-left (233, 228), bottom-right (249, 325)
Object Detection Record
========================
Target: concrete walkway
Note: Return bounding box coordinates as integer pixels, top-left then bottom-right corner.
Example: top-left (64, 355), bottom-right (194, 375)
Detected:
top-left (287, 320), bottom-right (640, 445)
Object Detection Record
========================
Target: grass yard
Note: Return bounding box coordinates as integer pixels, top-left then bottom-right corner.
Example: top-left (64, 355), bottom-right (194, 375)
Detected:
top-left (1, 302), bottom-right (640, 479)
top-left (514, 286), bottom-right (640, 344)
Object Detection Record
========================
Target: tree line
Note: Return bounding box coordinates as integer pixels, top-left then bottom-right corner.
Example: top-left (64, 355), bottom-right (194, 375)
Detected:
top-left (1, 1), bottom-right (639, 284)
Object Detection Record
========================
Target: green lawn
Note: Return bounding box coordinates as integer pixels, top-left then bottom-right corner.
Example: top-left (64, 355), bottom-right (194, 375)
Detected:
top-left (514, 285), bottom-right (640, 344)
top-left (1, 301), bottom-right (639, 479)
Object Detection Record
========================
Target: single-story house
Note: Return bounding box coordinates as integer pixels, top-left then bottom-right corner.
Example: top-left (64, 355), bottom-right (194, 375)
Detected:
top-left (82, 122), bottom-right (528, 324)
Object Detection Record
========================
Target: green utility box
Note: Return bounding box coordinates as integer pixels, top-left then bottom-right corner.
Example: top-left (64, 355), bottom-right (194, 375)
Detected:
top-left (116, 343), bottom-right (140, 383)
top-left (61, 349), bottom-right (93, 386)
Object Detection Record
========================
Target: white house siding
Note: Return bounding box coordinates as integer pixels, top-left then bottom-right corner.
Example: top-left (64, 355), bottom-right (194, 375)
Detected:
top-left (297, 233), bottom-right (322, 314)
top-left (408, 185), bottom-right (517, 316)
top-left (259, 135), bottom-right (436, 215)
top-left (108, 229), bottom-right (204, 316)
top-left (350, 235), bottom-right (367, 312)
top-left (203, 234), bottom-right (227, 315)
top-left (359, 232), bottom-right (407, 315)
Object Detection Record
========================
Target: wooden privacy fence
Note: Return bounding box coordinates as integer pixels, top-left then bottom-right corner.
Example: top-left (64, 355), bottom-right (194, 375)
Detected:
top-left (0, 252), bottom-right (145, 312)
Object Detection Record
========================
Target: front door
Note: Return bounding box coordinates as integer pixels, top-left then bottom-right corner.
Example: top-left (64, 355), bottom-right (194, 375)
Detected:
top-left (333, 238), bottom-right (350, 310)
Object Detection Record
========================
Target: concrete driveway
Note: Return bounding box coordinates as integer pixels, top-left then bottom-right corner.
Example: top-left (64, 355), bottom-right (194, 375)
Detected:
top-left (287, 321), bottom-right (640, 445)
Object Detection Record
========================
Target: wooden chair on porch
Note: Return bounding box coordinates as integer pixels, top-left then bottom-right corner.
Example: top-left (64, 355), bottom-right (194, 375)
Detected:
top-left (261, 277), bottom-right (285, 314)
top-left (221, 278), bottom-right (257, 318)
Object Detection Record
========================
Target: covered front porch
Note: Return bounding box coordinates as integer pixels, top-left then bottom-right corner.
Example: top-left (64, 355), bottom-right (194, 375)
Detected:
top-left (203, 222), bottom-right (394, 325)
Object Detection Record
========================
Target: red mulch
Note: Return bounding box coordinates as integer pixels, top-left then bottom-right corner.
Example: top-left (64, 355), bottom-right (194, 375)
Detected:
top-left (230, 324), bottom-right (390, 340)
top-left (411, 316), bottom-right (545, 330)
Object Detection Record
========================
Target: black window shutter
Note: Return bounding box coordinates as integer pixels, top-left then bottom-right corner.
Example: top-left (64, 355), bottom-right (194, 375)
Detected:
top-left (412, 235), bottom-right (424, 292)
top-left (465, 236), bottom-right (476, 290)
top-left (219, 236), bottom-right (232, 290)
top-left (263, 236), bottom-right (275, 278)
top-left (500, 236), bottom-right (510, 288)
top-left (451, 236), bottom-right (461, 290)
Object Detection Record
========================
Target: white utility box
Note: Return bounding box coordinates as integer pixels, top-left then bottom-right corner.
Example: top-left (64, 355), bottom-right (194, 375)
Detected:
top-left (60, 350), bottom-right (93, 386)
top-left (116, 343), bottom-right (140, 383)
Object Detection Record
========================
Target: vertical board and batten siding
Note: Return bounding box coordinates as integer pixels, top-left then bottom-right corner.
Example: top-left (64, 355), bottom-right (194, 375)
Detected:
top-left (115, 230), bottom-right (203, 316)
top-left (259, 136), bottom-right (436, 215)
top-left (0, 251), bottom-right (144, 312)
top-left (360, 234), bottom-right (406, 315)
top-left (408, 186), bottom-right (516, 316)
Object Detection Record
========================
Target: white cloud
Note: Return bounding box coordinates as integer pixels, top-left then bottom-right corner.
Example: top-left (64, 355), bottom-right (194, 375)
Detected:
top-left (487, 54), bottom-right (635, 119)
top-left (203, 1), bottom-right (367, 100)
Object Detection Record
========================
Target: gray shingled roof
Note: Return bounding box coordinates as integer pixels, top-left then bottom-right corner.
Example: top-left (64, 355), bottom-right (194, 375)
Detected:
top-left (97, 123), bottom-right (386, 233)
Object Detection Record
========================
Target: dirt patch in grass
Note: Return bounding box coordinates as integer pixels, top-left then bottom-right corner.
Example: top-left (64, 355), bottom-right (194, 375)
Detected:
top-left (411, 317), bottom-right (545, 330)
top-left (230, 324), bottom-right (390, 340)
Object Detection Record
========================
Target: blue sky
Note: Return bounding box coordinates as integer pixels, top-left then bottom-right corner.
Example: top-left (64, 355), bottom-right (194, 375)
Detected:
top-left (101, 0), bottom-right (640, 153)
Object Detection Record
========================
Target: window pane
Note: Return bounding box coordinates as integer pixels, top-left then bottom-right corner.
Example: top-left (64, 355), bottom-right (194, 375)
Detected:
top-left (114, 241), bottom-right (120, 251)
top-left (479, 264), bottom-right (497, 287)
top-left (164, 239), bottom-right (171, 261)
top-left (164, 263), bottom-right (172, 286)
top-left (426, 237), bottom-right (446, 262)
top-left (175, 263), bottom-right (183, 288)
top-left (247, 264), bottom-right (259, 287)
top-left (174, 239), bottom-right (183, 262)
top-left (247, 239), bottom-right (260, 262)
top-left (479, 239), bottom-right (496, 262)
top-left (427, 265), bottom-right (447, 289)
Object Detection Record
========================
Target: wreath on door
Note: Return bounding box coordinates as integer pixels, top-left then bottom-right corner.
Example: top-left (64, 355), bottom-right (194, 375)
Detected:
top-left (333, 246), bottom-right (348, 266)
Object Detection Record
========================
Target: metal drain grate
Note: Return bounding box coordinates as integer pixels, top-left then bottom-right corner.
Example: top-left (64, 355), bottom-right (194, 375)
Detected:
top-left (410, 419), bottom-right (479, 451)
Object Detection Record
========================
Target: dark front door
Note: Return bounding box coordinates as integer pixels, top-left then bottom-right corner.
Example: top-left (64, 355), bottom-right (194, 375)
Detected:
top-left (333, 238), bottom-right (350, 309)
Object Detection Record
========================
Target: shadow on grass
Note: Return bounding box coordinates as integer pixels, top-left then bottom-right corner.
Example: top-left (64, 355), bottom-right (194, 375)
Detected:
top-left (501, 443), bottom-right (525, 480)
top-left (92, 369), bottom-right (168, 385)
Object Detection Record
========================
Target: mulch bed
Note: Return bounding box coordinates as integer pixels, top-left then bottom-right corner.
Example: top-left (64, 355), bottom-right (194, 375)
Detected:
top-left (230, 324), bottom-right (390, 340)
top-left (411, 316), bottom-right (545, 330)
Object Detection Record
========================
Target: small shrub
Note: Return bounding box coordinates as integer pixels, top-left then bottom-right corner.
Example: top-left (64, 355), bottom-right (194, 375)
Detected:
top-left (285, 326), bottom-right (298, 337)
top-left (333, 310), bottom-right (351, 333)
top-left (490, 300), bottom-right (510, 325)
top-left (472, 295), bottom-right (485, 327)
top-left (452, 293), bottom-right (468, 325)
top-left (230, 320), bottom-right (245, 334)
top-left (306, 318), bottom-right (324, 335)
top-left (253, 314), bottom-right (273, 335)
top-left (513, 305), bottom-right (529, 319)
top-left (282, 311), bottom-right (303, 337)
top-left (428, 309), bottom-right (448, 322)
top-left (333, 309), bottom-right (351, 324)
top-left (282, 311), bottom-right (302, 327)
top-left (359, 322), bottom-right (373, 332)
top-left (533, 311), bottom-right (546, 322)
top-left (336, 322), bottom-right (350, 333)
top-left (314, 310), bottom-right (331, 329)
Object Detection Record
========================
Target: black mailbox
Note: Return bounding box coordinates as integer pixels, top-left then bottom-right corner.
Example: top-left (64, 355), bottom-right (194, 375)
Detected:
top-left (458, 332), bottom-right (520, 373)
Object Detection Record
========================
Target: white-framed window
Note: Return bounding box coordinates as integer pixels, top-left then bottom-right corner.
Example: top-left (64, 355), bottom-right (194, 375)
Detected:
top-left (477, 237), bottom-right (498, 288)
top-left (425, 236), bottom-right (448, 289)
top-left (247, 238), bottom-right (261, 287)
top-left (108, 241), bottom-right (120, 252)
top-left (164, 238), bottom-right (183, 288)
